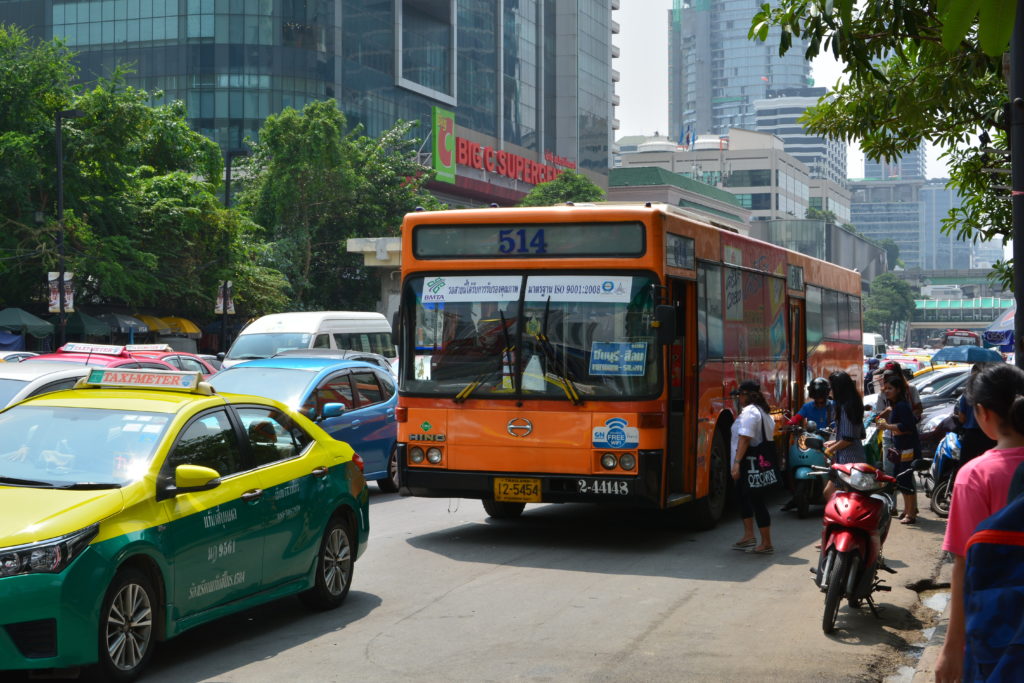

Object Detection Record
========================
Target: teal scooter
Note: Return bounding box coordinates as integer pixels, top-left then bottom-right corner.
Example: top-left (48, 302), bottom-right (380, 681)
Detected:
top-left (787, 420), bottom-right (831, 518)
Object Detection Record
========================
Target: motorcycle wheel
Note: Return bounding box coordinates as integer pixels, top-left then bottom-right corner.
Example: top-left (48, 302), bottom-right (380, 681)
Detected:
top-left (823, 550), bottom-right (852, 634)
top-left (931, 478), bottom-right (952, 518)
top-left (794, 481), bottom-right (810, 519)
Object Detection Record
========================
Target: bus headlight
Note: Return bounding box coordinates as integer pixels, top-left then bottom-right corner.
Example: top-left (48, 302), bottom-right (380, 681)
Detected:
top-left (426, 447), bottom-right (443, 464)
top-left (410, 447), bottom-right (425, 463)
top-left (601, 453), bottom-right (617, 470)
top-left (619, 453), bottom-right (636, 471)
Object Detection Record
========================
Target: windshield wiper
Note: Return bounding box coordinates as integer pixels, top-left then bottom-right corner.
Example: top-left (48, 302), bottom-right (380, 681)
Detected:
top-left (536, 297), bottom-right (582, 405)
top-left (454, 311), bottom-right (516, 404)
top-left (57, 482), bottom-right (122, 490)
top-left (0, 475), bottom-right (56, 487)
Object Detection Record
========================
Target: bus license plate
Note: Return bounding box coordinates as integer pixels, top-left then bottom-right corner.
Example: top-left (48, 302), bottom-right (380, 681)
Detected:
top-left (577, 478), bottom-right (630, 495)
top-left (494, 477), bottom-right (541, 503)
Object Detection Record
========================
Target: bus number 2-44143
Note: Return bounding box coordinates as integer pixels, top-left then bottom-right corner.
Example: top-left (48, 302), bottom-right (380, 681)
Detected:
top-left (498, 228), bottom-right (547, 254)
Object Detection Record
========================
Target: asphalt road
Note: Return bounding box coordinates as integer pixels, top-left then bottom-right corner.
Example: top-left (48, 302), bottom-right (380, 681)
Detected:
top-left (135, 486), bottom-right (946, 683)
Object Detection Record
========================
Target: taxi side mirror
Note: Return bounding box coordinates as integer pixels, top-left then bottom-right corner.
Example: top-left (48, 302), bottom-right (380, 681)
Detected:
top-left (320, 403), bottom-right (345, 420)
top-left (156, 464), bottom-right (222, 501)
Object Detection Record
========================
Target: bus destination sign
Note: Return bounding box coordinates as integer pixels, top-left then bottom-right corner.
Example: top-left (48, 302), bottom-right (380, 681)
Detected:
top-left (413, 222), bottom-right (645, 259)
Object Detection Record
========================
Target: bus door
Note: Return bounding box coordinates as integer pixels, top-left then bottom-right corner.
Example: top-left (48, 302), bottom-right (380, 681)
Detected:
top-left (789, 299), bottom-right (806, 411)
top-left (667, 278), bottom-right (697, 499)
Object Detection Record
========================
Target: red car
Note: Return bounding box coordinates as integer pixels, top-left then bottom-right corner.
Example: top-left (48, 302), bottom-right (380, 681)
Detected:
top-left (119, 344), bottom-right (218, 377)
top-left (29, 343), bottom-right (177, 371)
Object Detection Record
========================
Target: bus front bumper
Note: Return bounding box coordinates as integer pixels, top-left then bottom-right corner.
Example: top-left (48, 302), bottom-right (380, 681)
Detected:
top-left (398, 446), bottom-right (664, 507)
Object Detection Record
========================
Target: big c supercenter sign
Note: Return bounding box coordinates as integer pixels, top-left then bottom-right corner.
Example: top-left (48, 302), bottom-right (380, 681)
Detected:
top-left (431, 106), bottom-right (568, 186)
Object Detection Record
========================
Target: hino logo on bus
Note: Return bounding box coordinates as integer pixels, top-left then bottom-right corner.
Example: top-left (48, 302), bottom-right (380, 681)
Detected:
top-left (507, 418), bottom-right (533, 437)
top-left (409, 433), bottom-right (446, 442)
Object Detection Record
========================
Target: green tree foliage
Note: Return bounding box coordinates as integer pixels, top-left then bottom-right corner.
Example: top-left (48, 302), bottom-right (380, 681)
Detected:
top-left (878, 238), bottom-right (901, 270)
top-left (864, 272), bottom-right (916, 342)
top-left (0, 25), bottom-right (285, 317)
top-left (518, 170), bottom-right (605, 207)
top-left (238, 100), bottom-right (441, 311)
top-left (748, 1), bottom-right (1012, 289)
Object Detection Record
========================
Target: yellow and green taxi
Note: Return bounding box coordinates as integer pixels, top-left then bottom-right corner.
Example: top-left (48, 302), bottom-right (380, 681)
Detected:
top-left (0, 369), bottom-right (369, 680)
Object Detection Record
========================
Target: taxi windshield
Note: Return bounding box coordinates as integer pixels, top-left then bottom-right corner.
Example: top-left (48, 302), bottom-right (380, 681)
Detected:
top-left (0, 405), bottom-right (171, 487)
top-left (0, 378), bottom-right (28, 407)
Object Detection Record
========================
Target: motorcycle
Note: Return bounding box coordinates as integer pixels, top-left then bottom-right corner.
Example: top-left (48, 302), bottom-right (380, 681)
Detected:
top-left (812, 462), bottom-right (898, 634)
top-left (785, 420), bottom-right (830, 518)
top-left (927, 429), bottom-right (961, 518)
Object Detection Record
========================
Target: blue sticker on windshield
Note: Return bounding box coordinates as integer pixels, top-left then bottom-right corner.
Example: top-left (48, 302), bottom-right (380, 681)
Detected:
top-left (593, 418), bottom-right (639, 449)
top-left (589, 342), bottom-right (647, 376)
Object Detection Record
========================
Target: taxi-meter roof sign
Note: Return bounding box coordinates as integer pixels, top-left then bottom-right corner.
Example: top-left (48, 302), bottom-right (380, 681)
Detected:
top-left (124, 344), bottom-right (173, 352)
top-left (60, 342), bottom-right (126, 356)
top-left (84, 368), bottom-right (204, 391)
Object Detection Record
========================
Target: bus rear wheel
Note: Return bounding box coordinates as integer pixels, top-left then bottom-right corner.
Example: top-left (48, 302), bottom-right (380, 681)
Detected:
top-left (483, 500), bottom-right (526, 519)
top-left (687, 430), bottom-right (729, 530)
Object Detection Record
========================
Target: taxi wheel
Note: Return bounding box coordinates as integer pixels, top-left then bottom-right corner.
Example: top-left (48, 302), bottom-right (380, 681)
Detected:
top-left (300, 515), bottom-right (353, 610)
top-left (93, 567), bottom-right (156, 682)
top-left (377, 446), bottom-right (400, 493)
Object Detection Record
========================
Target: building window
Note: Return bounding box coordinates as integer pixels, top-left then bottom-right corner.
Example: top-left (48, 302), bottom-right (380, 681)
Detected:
top-left (396, 0), bottom-right (456, 104)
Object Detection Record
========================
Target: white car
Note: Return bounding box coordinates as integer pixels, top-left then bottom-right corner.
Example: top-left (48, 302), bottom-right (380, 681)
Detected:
top-left (0, 351), bottom-right (38, 363)
top-left (0, 361), bottom-right (92, 408)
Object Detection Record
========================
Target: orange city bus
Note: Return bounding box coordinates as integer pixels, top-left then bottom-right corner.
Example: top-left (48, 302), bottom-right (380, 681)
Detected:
top-left (393, 203), bottom-right (862, 527)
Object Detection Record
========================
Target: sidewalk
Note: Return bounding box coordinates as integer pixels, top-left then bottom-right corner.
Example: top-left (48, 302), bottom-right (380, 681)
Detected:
top-left (912, 557), bottom-right (954, 682)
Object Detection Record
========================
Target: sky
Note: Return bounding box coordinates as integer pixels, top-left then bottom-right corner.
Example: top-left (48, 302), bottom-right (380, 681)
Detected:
top-left (612, 2), bottom-right (948, 180)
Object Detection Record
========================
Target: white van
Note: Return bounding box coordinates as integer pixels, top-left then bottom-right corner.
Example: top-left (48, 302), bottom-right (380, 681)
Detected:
top-left (863, 332), bottom-right (887, 359)
top-left (221, 311), bottom-right (393, 368)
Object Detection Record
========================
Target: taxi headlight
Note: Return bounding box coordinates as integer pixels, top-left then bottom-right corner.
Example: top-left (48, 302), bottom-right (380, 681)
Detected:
top-left (426, 447), bottom-right (443, 464)
top-left (410, 447), bottom-right (425, 463)
top-left (0, 525), bottom-right (98, 578)
top-left (619, 453), bottom-right (636, 471)
top-left (601, 453), bottom-right (617, 470)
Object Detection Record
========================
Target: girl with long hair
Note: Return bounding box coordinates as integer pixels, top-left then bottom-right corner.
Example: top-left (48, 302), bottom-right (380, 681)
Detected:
top-left (729, 380), bottom-right (777, 554)
top-left (876, 372), bottom-right (920, 524)
top-left (821, 370), bottom-right (867, 501)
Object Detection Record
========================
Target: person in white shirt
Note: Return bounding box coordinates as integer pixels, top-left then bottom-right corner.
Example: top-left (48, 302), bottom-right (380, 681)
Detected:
top-left (730, 380), bottom-right (778, 554)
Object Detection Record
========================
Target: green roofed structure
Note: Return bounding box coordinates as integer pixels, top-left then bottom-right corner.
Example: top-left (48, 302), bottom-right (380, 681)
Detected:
top-left (607, 166), bottom-right (751, 233)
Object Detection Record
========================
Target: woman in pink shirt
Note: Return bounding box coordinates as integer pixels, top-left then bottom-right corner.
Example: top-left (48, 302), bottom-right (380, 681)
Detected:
top-left (935, 363), bottom-right (1024, 682)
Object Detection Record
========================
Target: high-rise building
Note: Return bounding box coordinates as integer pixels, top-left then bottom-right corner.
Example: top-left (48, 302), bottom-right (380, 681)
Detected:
top-left (753, 88), bottom-right (846, 186)
top-left (919, 180), bottom-right (968, 270)
top-left (0, 0), bottom-right (617, 206)
top-left (668, 0), bottom-right (811, 140)
top-left (862, 146), bottom-right (926, 180)
top-left (849, 179), bottom-right (925, 269)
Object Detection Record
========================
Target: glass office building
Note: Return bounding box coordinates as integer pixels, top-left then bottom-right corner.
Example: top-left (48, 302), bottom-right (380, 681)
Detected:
top-left (0, 0), bottom-right (616, 204)
top-left (668, 0), bottom-right (811, 140)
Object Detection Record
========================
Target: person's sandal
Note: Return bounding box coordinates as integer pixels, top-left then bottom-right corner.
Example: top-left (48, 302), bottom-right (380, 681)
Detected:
top-left (748, 546), bottom-right (775, 554)
top-left (732, 538), bottom-right (756, 549)
top-left (899, 516), bottom-right (917, 525)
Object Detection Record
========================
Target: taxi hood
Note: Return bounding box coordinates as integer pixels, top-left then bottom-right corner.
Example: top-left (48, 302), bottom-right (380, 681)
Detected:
top-left (0, 487), bottom-right (125, 548)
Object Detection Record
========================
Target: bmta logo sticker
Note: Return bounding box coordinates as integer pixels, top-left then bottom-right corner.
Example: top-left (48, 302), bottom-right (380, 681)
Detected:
top-left (592, 417), bottom-right (639, 449)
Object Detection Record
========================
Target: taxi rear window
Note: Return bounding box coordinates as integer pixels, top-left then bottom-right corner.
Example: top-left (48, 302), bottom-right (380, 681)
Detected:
top-left (0, 406), bottom-right (171, 486)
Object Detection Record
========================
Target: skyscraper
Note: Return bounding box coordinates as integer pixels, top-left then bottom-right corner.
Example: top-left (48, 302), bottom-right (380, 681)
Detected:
top-left (862, 146), bottom-right (927, 180)
top-left (668, 0), bottom-right (811, 140)
top-left (1, 0), bottom-right (617, 206)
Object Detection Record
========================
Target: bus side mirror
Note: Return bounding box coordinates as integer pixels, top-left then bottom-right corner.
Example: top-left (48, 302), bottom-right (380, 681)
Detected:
top-left (391, 310), bottom-right (401, 348)
top-left (653, 305), bottom-right (676, 346)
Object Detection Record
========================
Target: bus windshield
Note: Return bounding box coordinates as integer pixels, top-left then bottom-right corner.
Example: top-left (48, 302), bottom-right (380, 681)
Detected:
top-left (401, 272), bottom-right (660, 400)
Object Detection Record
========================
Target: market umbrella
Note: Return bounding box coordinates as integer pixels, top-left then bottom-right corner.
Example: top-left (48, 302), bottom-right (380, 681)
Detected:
top-left (983, 307), bottom-right (1015, 351)
top-left (60, 311), bottom-right (111, 337)
top-left (0, 307), bottom-right (54, 338)
top-left (134, 314), bottom-right (171, 334)
top-left (161, 316), bottom-right (202, 338)
top-left (930, 345), bottom-right (1004, 364)
top-left (96, 313), bottom-right (149, 334)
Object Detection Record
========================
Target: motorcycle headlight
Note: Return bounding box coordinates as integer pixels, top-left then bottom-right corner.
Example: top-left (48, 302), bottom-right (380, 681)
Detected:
top-left (0, 525), bottom-right (98, 578)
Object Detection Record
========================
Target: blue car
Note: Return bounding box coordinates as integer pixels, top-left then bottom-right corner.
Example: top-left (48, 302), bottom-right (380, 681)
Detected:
top-left (209, 358), bottom-right (399, 491)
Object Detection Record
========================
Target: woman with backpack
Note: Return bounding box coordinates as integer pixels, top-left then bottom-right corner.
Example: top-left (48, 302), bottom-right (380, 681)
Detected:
top-left (935, 363), bottom-right (1024, 682)
top-left (729, 380), bottom-right (778, 555)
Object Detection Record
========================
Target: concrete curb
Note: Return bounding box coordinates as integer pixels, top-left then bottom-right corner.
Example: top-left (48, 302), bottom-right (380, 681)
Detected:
top-left (912, 557), bottom-right (954, 682)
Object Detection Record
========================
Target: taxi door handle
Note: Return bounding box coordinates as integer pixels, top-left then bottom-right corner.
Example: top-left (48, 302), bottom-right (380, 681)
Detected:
top-left (311, 466), bottom-right (329, 478)
top-left (351, 419), bottom-right (361, 426)
top-left (241, 488), bottom-right (263, 502)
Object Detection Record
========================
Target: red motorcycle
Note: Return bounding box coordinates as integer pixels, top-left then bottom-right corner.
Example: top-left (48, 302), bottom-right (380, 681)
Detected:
top-left (813, 462), bottom-right (898, 634)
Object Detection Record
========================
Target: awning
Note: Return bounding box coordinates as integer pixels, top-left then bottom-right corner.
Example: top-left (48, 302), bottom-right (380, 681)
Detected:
top-left (161, 316), bottom-right (202, 338)
top-left (96, 313), bottom-right (149, 334)
top-left (983, 306), bottom-right (1015, 351)
top-left (0, 308), bottom-right (55, 338)
top-left (59, 311), bottom-right (111, 337)
top-left (134, 314), bottom-right (171, 334)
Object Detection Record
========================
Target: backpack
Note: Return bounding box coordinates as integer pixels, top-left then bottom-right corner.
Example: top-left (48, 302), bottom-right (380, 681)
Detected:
top-left (962, 491), bottom-right (1024, 681)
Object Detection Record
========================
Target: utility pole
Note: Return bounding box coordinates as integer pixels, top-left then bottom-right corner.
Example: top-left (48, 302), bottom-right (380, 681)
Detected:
top-left (55, 109), bottom-right (85, 347)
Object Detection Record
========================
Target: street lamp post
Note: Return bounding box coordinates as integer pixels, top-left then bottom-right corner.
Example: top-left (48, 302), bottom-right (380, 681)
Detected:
top-left (55, 108), bottom-right (85, 347)
top-left (220, 150), bottom-right (247, 353)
